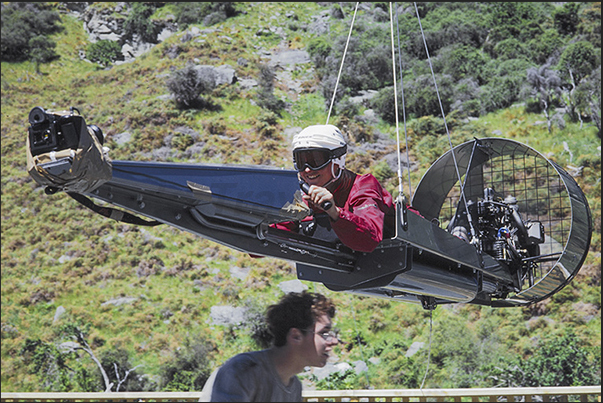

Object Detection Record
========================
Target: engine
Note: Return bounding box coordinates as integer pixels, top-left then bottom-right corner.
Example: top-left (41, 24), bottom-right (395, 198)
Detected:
top-left (450, 187), bottom-right (545, 285)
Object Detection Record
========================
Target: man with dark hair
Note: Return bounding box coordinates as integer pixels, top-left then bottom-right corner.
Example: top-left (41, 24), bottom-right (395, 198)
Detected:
top-left (200, 291), bottom-right (338, 402)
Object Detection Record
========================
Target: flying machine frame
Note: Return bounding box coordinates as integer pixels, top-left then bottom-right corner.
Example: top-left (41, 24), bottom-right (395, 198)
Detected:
top-left (25, 106), bottom-right (592, 309)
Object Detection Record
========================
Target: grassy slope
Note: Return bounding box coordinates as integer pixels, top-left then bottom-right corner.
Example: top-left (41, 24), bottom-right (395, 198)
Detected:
top-left (1, 2), bottom-right (600, 392)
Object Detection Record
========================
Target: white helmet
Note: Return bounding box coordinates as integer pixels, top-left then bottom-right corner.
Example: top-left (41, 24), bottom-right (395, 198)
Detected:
top-left (292, 125), bottom-right (347, 179)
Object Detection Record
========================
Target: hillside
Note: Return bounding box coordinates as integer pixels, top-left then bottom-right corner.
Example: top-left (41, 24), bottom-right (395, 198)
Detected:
top-left (1, 2), bottom-right (600, 393)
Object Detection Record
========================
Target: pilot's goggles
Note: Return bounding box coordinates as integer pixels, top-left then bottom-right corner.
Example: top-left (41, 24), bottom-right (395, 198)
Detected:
top-left (293, 146), bottom-right (346, 172)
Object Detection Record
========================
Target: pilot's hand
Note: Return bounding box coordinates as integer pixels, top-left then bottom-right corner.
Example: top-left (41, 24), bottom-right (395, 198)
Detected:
top-left (303, 185), bottom-right (339, 221)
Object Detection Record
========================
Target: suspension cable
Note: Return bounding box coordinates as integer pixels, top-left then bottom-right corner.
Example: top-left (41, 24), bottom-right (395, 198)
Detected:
top-left (420, 309), bottom-right (433, 390)
top-left (390, 7), bottom-right (435, 390)
top-left (389, 3), bottom-right (404, 199)
top-left (413, 2), bottom-right (477, 240)
top-left (327, 6), bottom-right (371, 386)
top-left (349, 295), bottom-right (371, 388)
top-left (326, 2), bottom-right (359, 124)
top-left (394, 3), bottom-right (413, 201)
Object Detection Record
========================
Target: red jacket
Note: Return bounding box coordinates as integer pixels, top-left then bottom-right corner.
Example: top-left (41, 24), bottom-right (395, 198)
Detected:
top-left (275, 170), bottom-right (395, 253)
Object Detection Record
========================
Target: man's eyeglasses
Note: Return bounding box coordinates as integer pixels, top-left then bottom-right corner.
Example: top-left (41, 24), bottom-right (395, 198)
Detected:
top-left (305, 329), bottom-right (340, 342)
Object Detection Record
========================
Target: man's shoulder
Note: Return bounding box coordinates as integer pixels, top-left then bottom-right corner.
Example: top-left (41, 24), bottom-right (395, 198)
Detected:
top-left (352, 172), bottom-right (382, 187)
top-left (354, 173), bottom-right (393, 196)
top-left (222, 350), bottom-right (268, 370)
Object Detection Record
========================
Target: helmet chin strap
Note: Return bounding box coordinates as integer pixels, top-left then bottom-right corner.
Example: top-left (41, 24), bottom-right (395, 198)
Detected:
top-left (324, 157), bottom-right (344, 188)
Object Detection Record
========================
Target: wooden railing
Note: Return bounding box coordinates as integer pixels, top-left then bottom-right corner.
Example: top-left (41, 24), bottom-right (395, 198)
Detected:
top-left (1, 385), bottom-right (601, 402)
top-left (303, 386), bottom-right (602, 402)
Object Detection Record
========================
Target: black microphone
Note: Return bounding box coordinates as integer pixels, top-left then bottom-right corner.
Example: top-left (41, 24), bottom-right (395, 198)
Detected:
top-left (299, 180), bottom-right (333, 210)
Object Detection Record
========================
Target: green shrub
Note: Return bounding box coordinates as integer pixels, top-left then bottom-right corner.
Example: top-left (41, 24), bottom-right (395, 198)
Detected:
top-left (171, 133), bottom-right (195, 151)
top-left (334, 97), bottom-right (360, 119)
top-left (528, 29), bottom-right (564, 65)
top-left (557, 41), bottom-right (598, 84)
top-left (173, 2), bottom-right (240, 28)
top-left (173, 3), bottom-right (214, 27)
top-left (312, 368), bottom-right (366, 390)
top-left (256, 64), bottom-right (285, 115)
top-left (493, 38), bottom-right (529, 61)
top-left (439, 44), bottom-right (488, 83)
top-left (313, 20), bottom-right (392, 98)
top-left (123, 3), bottom-right (159, 44)
top-left (1, 2), bottom-right (62, 62)
top-left (403, 74), bottom-right (454, 118)
top-left (307, 37), bottom-right (332, 69)
top-left (553, 2), bottom-right (581, 36)
top-left (86, 40), bottom-right (124, 67)
top-left (99, 348), bottom-right (147, 392)
top-left (166, 63), bottom-right (217, 109)
top-left (371, 87), bottom-right (397, 124)
top-left (159, 335), bottom-right (215, 391)
top-left (28, 35), bottom-right (59, 72)
top-left (372, 160), bottom-right (395, 184)
top-left (20, 323), bottom-right (106, 392)
top-left (491, 331), bottom-right (600, 388)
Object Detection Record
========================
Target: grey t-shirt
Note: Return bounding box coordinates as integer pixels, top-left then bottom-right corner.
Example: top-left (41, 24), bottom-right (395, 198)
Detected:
top-left (202, 349), bottom-right (302, 402)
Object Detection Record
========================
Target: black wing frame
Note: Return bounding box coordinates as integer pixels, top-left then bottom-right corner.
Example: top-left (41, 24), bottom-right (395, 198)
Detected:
top-left (26, 108), bottom-right (592, 309)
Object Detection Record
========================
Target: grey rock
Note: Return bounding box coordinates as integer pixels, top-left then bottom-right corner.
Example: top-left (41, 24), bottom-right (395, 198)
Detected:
top-left (405, 341), bottom-right (425, 357)
top-left (53, 306), bottom-right (66, 323)
top-left (230, 266), bottom-right (251, 281)
top-left (112, 131), bottom-right (132, 146)
top-left (278, 279), bottom-right (308, 294)
top-left (101, 297), bottom-right (137, 307)
top-left (210, 305), bottom-right (247, 326)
